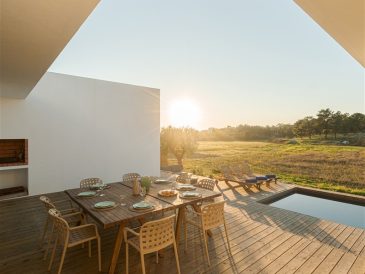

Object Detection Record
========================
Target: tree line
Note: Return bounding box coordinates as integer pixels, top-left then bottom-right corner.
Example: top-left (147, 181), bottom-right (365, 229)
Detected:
top-left (160, 109), bottom-right (365, 167)
top-left (198, 109), bottom-right (365, 141)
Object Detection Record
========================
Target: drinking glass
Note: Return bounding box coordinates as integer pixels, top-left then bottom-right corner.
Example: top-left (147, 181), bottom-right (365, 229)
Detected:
top-left (120, 195), bottom-right (126, 206)
top-left (140, 187), bottom-right (146, 200)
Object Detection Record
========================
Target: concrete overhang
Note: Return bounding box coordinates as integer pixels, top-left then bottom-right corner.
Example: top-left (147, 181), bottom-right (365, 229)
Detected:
top-left (295, 0), bottom-right (365, 68)
top-left (0, 0), bottom-right (100, 99)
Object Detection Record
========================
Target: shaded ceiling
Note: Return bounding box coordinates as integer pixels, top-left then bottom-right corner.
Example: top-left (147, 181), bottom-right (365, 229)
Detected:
top-left (295, 0), bottom-right (365, 68)
top-left (0, 0), bottom-right (100, 99)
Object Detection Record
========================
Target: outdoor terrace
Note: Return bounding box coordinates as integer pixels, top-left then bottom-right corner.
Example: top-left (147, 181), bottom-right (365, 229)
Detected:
top-left (0, 180), bottom-right (364, 274)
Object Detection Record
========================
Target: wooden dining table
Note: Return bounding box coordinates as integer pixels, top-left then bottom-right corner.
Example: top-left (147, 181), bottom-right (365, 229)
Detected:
top-left (65, 180), bottom-right (222, 274)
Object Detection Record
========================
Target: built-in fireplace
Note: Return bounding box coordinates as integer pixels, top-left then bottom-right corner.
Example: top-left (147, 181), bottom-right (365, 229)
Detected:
top-left (0, 139), bottom-right (29, 199)
top-left (0, 139), bottom-right (28, 167)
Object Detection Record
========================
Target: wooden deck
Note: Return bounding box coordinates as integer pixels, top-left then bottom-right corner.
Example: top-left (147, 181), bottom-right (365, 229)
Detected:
top-left (0, 181), bottom-right (364, 274)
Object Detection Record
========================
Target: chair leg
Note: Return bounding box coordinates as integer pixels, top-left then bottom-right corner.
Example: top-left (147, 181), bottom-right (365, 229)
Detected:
top-left (156, 252), bottom-right (159, 264)
top-left (183, 213), bottom-right (187, 251)
top-left (202, 229), bottom-right (210, 265)
top-left (140, 253), bottom-right (146, 274)
top-left (97, 238), bottom-right (101, 272)
top-left (57, 244), bottom-right (67, 274)
top-left (41, 216), bottom-right (49, 246)
top-left (88, 241), bottom-right (91, 257)
top-left (125, 242), bottom-right (129, 274)
top-left (44, 222), bottom-right (54, 260)
top-left (173, 241), bottom-right (181, 274)
top-left (224, 221), bottom-right (232, 254)
top-left (48, 237), bottom-right (58, 271)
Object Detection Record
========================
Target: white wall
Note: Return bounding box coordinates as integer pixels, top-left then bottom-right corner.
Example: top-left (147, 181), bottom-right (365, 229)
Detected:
top-left (0, 72), bottom-right (160, 195)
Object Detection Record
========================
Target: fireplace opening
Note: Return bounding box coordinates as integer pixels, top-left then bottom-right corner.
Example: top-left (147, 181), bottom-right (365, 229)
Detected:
top-left (0, 139), bottom-right (28, 167)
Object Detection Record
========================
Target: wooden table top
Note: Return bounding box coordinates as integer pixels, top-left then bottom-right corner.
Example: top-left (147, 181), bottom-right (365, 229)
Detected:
top-left (65, 183), bottom-right (173, 229)
top-left (66, 180), bottom-right (222, 229)
top-left (121, 180), bottom-right (222, 206)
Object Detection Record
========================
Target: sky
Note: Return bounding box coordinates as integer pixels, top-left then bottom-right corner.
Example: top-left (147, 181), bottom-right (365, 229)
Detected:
top-left (49, 0), bottom-right (365, 130)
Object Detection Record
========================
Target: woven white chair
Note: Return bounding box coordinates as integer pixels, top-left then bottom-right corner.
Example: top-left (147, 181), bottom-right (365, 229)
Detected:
top-left (196, 178), bottom-right (216, 191)
top-left (39, 196), bottom-right (78, 246)
top-left (122, 173), bottom-right (141, 183)
top-left (183, 201), bottom-right (231, 265)
top-left (80, 177), bottom-right (103, 188)
top-left (124, 215), bottom-right (181, 274)
top-left (40, 196), bottom-right (85, 261)
top-left (176, 173), bottom-right (191, 183)
top-left (44, 210), bottom-right (86, 261)
top-left (48, 209), bottom-right (101, 274)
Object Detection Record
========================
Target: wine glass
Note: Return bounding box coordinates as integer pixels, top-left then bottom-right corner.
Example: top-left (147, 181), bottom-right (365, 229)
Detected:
top-left (120, 195), bottom-right (126, 206)
top-left (140, 186), bottom-right (146, 201)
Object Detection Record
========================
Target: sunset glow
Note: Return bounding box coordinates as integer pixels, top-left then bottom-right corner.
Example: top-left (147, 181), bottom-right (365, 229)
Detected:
top-left (168, 99), bottom-right (201, 129)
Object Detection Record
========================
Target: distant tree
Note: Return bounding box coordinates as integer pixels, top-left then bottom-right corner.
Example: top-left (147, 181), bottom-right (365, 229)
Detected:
top-left (274, 124), bottom-right (294, 138)
top-left (317, 108), bottom-right (333, 139)
top-left (293, 116), bottom-right (316, 139)
top-left (160, 135), bottom-right (169, 166)
top-left (330, 111), bottom-right (344, 139)
top-left (349, 113), bottom-right (365, 133)
top-left (340, 113), bottom-right (351, 135)
top-left (160, 127), bottom-right (198, 166)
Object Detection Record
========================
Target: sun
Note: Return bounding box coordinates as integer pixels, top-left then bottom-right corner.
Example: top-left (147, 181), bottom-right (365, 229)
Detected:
top-left (168, 99), bottom-right (201, 129)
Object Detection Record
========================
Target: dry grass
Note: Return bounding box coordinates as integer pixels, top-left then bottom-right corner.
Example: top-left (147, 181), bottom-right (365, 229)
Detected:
top-left (175, 141), bottom-right (365, 196)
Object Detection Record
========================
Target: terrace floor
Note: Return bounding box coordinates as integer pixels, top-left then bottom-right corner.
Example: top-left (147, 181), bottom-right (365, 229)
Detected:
top-left (0, 181), bottom-right (364, 274)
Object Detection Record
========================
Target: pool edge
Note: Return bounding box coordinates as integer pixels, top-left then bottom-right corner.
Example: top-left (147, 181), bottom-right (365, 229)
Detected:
top-left (258, 185), bottom-right (365, 206)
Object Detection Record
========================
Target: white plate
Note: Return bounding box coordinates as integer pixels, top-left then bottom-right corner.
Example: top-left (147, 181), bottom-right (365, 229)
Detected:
top-left (77, 191), bottom-right (96, 197)
top-left (94, 201), bottom-right (116, 209)
top-left (133, 201), bottom-right (153, 209)
top-left (180, 191), bottom-right (202, 199)
top-left (176, 184), bottom-right (196, 191)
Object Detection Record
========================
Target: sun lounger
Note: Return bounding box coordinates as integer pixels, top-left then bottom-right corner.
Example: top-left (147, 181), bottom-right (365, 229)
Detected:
top-left (240, 162), bottom-right (278, 184)
top-left (220, 166), bottom-right (264, 190)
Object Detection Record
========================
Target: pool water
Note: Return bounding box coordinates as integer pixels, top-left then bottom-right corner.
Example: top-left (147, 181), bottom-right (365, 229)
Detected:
top-left (270, 193), bottom-right (365, 229)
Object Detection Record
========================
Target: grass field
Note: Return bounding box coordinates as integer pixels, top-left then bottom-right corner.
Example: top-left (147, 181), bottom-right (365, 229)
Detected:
top-left (173, 141), bottom-right (365, 196)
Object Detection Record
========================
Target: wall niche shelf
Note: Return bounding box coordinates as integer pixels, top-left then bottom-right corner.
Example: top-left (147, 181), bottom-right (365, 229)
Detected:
top-left (0, 165), bottom-right (28, 171)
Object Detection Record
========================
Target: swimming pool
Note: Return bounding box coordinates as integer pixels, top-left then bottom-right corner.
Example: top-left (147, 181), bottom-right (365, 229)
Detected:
top-left (269, 192), bottom-right (365, 229)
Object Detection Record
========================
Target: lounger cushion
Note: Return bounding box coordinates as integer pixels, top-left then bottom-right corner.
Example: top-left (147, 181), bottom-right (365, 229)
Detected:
top-left (265, 174), bottom-right (276, 179)
top-left (245, 178), bottom-right (257, 183)
top-left (256, 176), bottom-right (268, 181)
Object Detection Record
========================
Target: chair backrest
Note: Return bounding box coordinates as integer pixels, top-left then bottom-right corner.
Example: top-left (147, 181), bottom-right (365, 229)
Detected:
top-left (122, 173), bottom-right (141, 183)
top-left (80, 177), bottom-right (102, 188)
top-left (220, 166), bottom-right (236, 181)
top-left (197, 178), bottom-right (216, 191)
top-left (139, 215), bottom-right (175, 253)
top-left (40, 195), bottom-right (56, 211)
top-left (176, 173), bottom-right (191, 183)
top-left (231, 164), bottom-right (244, 177)
top-left (201, 201), bottom-right (226, 230)
top-left (240, 161), bottom-right (254, 176)
top-left (48, 208), bottom-right (70, 243)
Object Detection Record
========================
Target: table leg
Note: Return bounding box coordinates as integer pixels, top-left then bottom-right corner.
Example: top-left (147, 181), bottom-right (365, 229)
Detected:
top-left (109, 223), bottom-right (125, 274)
top-left (192, 204), bottom-right (213, 237)
top-left (175, 207), bottom-right (185, 244)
